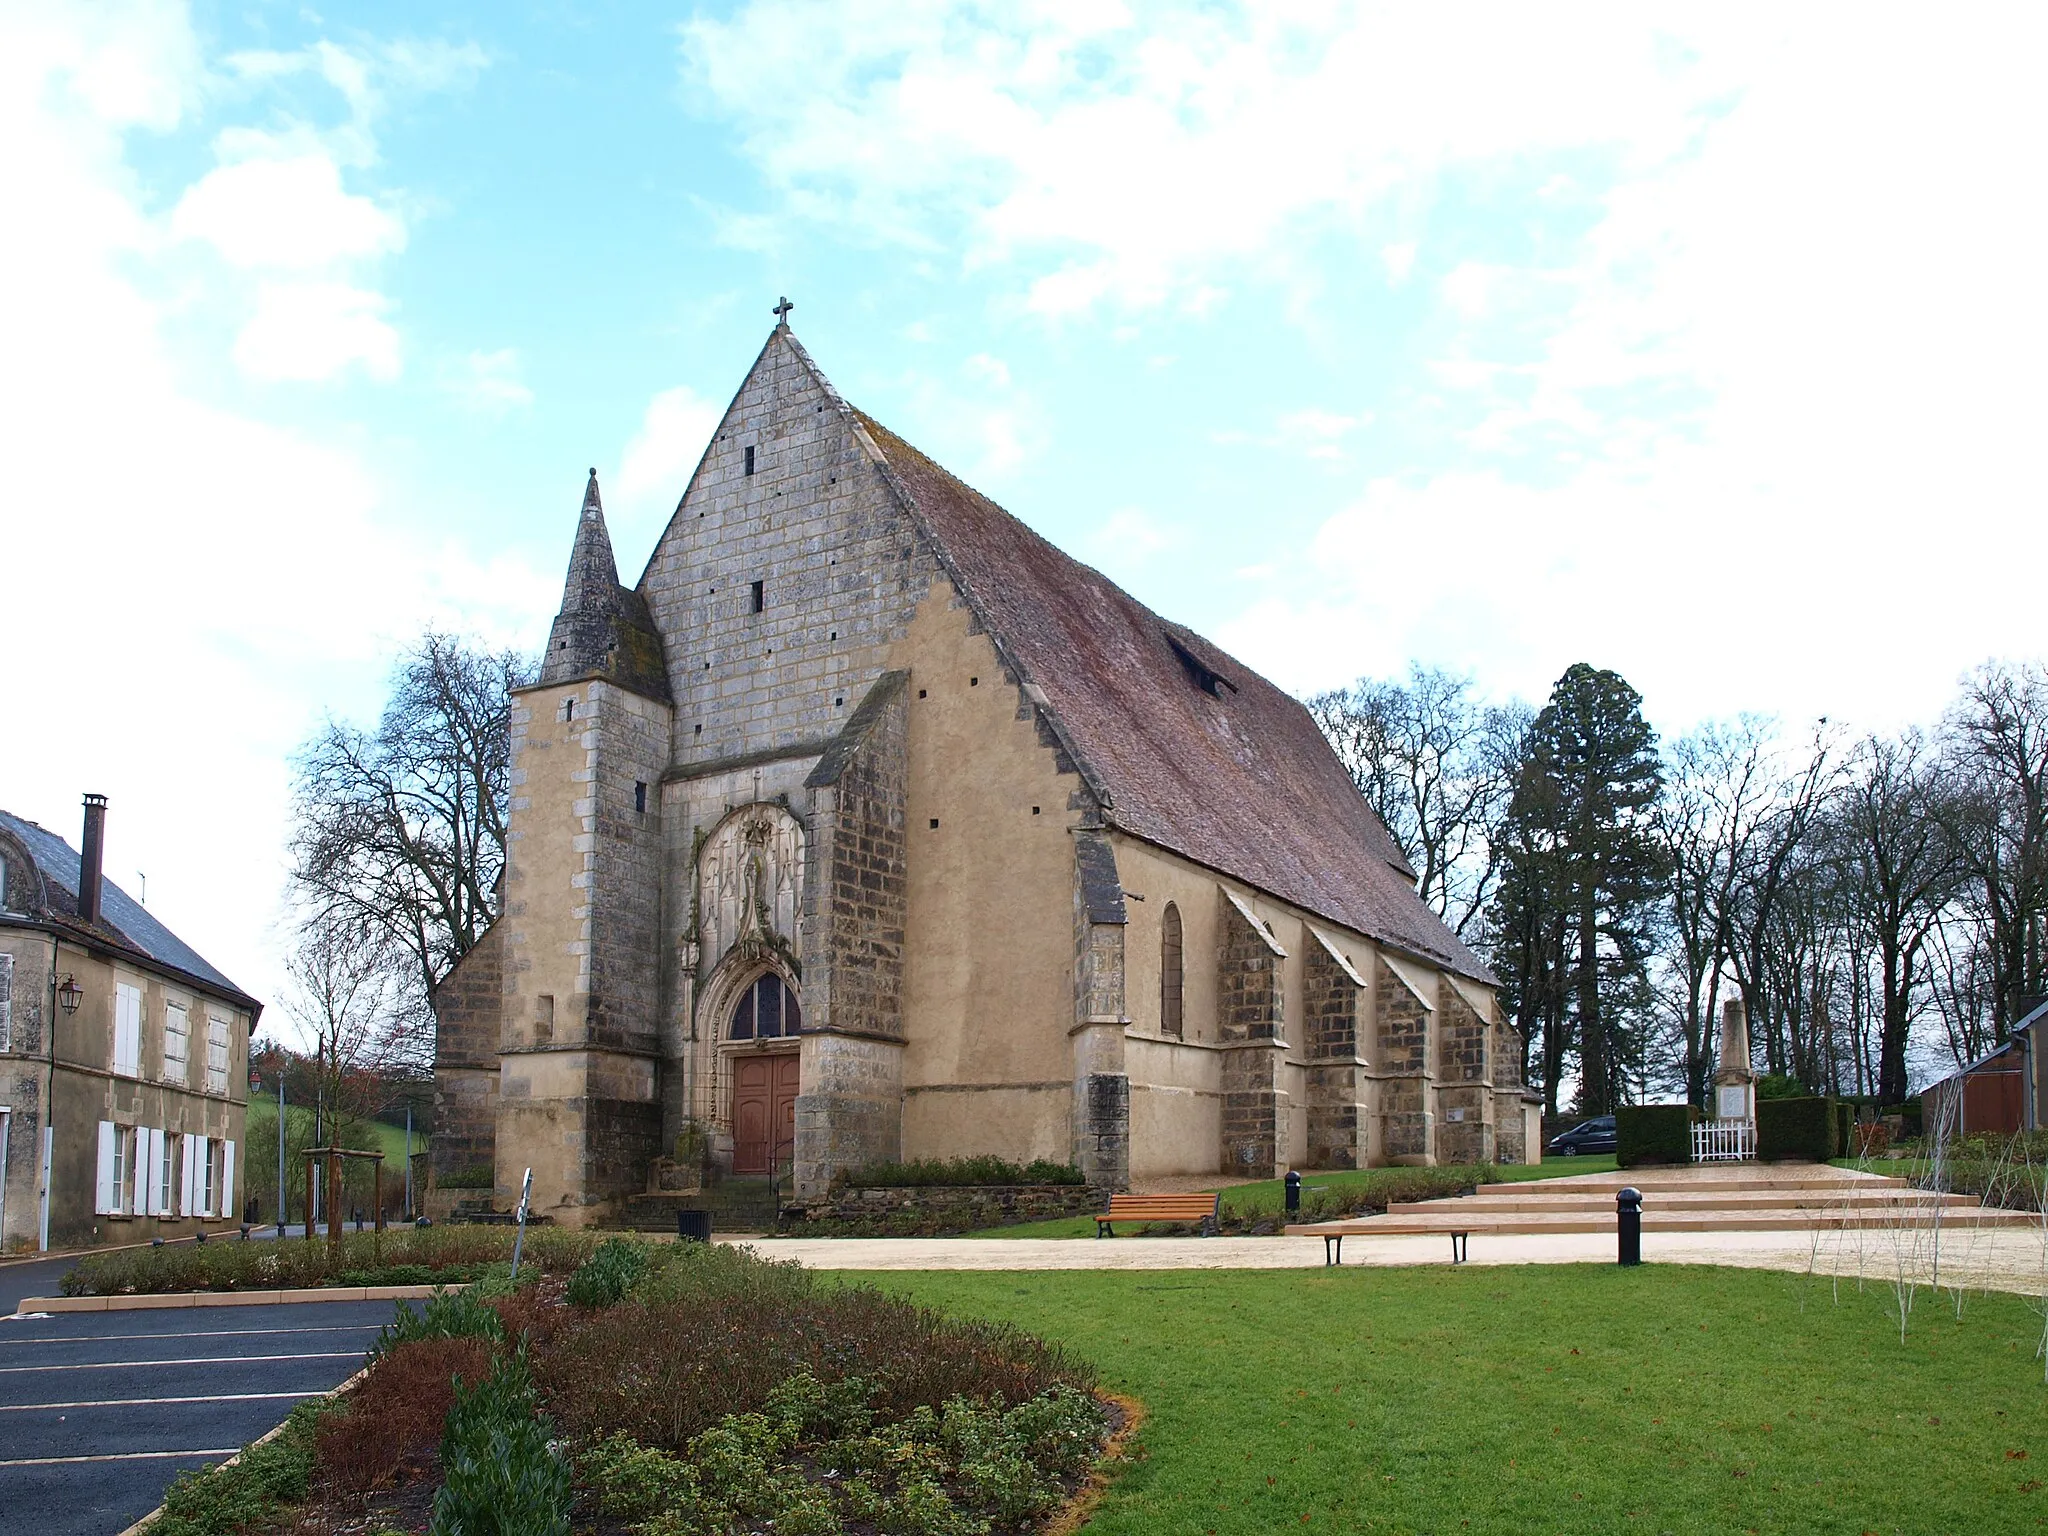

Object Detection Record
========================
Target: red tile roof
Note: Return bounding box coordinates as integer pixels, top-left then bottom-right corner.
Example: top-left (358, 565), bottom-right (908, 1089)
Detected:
top-left (848, 410), bottom-right (1494, 984)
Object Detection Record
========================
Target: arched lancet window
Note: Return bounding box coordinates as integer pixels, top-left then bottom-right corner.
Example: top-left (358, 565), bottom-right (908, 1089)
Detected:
top-left (1160, 902), bottom-right (1184, 1038)
top-left (729, 972), bottom-right (802, 1041)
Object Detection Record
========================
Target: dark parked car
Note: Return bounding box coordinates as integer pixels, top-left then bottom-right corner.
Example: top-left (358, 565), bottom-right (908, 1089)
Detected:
top-left (1546, 1115), bottom-right (1617, 1157)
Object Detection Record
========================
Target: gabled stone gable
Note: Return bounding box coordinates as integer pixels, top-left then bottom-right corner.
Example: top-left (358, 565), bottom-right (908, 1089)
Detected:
top-left (637, 330), bottom-right (944, 769)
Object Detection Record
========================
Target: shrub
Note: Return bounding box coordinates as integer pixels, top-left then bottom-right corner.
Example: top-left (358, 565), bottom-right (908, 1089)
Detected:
top-left (577, 1374), bottom-right (1106, 1536)
top-left (1833, 1099), bottom-right (1856, 1158)
top-left (1755, 1073), bottom-right (1805, 1101)
top-left (62, 1224), bottom-right (605, 1297)
top-left (1616, 1104), bottom-right (1693, 1167)
top-left (565, 1237), bottom-right (649, 1308)
top-left (316, 1334), bottom-right (496, 1494)
top-left (1854, 1122), bottom-right (1892, 1158)
top-left (533, 1258), bottom-right (1092, 1454)
top-left (1757, 1095), bottom-right (1835, 1162)
top-left (840, 1156), bottom-right (1086, 1189)
top-left (437, 1164), bottom-right (495, 1190)
top-left (429, 1346), bottom-right (571, 1536)
top-left (149, 1398), bottom-right (335, 1536)
top-left (373, 1282), bottom-right (506, 1359)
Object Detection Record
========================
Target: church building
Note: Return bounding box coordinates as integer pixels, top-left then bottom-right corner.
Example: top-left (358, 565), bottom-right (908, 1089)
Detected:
top-left (431, 317), bottom-right (1539, 1223)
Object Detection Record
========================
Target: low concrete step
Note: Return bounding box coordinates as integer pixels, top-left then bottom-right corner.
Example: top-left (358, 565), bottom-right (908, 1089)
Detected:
top-left (1288, 1207), bottom-right (2034, 1237)
top-left (1491, 1174), bottom-right (1908, 1194)
top-left (1387, 1191), bottom-right (1980, 1217)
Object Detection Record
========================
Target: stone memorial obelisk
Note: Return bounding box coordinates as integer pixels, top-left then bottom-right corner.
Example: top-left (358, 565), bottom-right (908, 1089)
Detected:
top-left (1714, 998), bottom-right (1756, 1124)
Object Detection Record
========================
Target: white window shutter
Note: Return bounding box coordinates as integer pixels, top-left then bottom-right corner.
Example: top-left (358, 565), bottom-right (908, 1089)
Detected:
top-left (153, 1129), bottom-right (170, 1215)
top-left (180, 1133), bottom-right (198, 1216)
top-left (95, 1121), bottom-right (116, 1214)
top-left (222, 1140), bottom-right (236, 1219)
top-left (132, 1131), bottom-right (148, 1217)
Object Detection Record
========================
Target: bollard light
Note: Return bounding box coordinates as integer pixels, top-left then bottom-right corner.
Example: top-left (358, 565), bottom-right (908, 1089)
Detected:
top-left (1284, 1169), bottom-right (1302, 1215)
top-left (1616, 1186), bottom-right (1643, 1267)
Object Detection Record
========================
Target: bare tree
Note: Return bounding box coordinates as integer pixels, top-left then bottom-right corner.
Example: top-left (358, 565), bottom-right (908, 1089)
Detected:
top-left (1833, 731), bottom-right (1966, 1104)
top-left (289, 632), bottom-right (529, 1012)
top-left (1939, 660), bottom-right (2048, 1035)
top-left (1655, 718), bottom-right (1777, 1106)
top-left (1308, 665), bottom-right (1528, 940)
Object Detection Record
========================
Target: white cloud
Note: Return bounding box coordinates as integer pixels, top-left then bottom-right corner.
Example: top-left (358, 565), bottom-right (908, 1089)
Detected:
top-left (616, 385), bottom-right (724, 551)
top-left (0, 7), bottom-right (536, 1023)
top-left (1214, 406), bottom-right (1370, 460)
top-left (446, 347), bottom-right (534, 413)
top-left (171, 153), bottom-right (404, 268)
top-left (233, 281), bottom-right (401, 381)
top-left (680, 3), bottom-right (1733, 314)
top-left (1086, 506), bottom-right (1177, 567)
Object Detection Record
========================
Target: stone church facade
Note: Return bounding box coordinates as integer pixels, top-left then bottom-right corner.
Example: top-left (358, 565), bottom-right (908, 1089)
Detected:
top-left (431, 321), bottom-right (1541, 1223)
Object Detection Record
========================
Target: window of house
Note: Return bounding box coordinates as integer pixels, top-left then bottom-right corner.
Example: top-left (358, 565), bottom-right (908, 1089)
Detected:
top-left (162, 1001), bottom-right (189, 1085)
top-left (208, 1138), bottom-right (227, 1217)
top-left (97, 1122), bottom-right (133, 1215)
top-left (159, 1131), bottom-right (175, 1216)
top-left (113, 983), bottom-right (141, 1077)
top-left (1161, 902), bottom-right (1185, 1038)
top-left (744, 445), bottom-right (756, 475)
top-left (205, 1014), bottom-right (230, 1094)
top-left (0, 952), bottom-right (12, 1052)
top-left (729, 973), bottom-right (802, 1040)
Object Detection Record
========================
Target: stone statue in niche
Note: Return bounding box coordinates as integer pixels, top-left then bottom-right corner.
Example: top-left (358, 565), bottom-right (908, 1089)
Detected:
top-left (696, 804), bottom-right (804, 976)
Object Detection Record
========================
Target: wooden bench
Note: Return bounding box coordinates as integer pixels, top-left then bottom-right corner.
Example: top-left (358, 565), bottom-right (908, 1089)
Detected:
top-left (1315, 1226), bottom-right (1468, 1266)
top-left (1096, 1192), bottom-right (1221, 1237)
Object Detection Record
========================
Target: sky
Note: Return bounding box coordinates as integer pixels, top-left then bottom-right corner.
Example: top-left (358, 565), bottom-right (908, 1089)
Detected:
top-left (4, 2), bottom-right (2045, 1030)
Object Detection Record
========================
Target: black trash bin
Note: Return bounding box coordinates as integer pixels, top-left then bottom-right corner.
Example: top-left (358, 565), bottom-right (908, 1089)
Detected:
top-left (677, 1209), bottom-right (712, 1243)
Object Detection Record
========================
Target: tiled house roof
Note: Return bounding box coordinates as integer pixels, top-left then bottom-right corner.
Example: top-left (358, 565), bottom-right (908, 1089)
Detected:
top-left (838, 403), bottom-right (1495, 985)
top-left (0, 809), bottom-right (259, 1008)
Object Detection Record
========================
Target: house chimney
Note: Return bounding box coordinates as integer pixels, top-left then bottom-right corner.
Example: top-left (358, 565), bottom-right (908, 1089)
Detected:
top-left (79, 793), bottom-right (108, 926)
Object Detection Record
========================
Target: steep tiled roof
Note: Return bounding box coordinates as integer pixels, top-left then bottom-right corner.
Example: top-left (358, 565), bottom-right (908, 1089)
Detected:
top-left (0, 809), bottom-right (259, 1005)
top-left (842, 408), bottom-right (1494, 984)
top-left (539, 470), bottom-right (671, 701)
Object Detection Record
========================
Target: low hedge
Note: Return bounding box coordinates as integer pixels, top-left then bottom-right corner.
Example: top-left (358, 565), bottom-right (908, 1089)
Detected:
top-left (1833, 1099), bottom-right (1855, 1159)
top-left (1758, 1095), bottom-right (1835, 1162)
top-left (1617, 1104), bottom-right (1694, 1167)
top-left (839, 1156), bottom-right (1086, 1189)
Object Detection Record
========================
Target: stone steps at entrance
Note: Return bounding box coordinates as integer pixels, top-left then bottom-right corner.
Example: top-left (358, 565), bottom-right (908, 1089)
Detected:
top-left (1290, 1166), bottom-right (2034, 1238)
top-left (611, 1177), bottom-right (788, 1235)
top-left (1391, 1190), bottom-right (1977, 1216)
top-left (1299, 1208), bottom-right (2036, 1236)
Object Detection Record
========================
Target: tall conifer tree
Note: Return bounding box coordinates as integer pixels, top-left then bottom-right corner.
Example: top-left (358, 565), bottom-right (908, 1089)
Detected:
top-left (1496, 664), bottom-right (1667, 1114)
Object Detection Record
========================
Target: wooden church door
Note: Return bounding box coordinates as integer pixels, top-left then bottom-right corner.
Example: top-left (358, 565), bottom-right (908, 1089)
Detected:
top-left (733, 1054), bottom-right (800, 1175)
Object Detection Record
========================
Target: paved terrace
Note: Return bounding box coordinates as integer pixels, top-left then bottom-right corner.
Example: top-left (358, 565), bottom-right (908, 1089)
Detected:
top-left (738, 1165), bottom-right (2048, 1295)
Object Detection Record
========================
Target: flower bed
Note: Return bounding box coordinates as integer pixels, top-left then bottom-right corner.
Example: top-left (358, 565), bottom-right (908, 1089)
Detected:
top-left (60, 1225), bottom-right (607, 1296)
top-left (146, 1239), bottom-right (1116, 1536)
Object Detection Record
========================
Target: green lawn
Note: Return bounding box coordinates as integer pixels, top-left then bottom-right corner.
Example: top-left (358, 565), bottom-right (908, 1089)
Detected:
top-left (865, 1265), bottom-right (2048, 1535)
top-left (975, 1157), bottom-right (1622, 1239)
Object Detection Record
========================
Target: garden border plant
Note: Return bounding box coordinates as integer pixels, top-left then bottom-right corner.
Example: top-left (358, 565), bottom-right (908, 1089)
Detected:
top-left (145, 1236), bottom-right (1118, 1536)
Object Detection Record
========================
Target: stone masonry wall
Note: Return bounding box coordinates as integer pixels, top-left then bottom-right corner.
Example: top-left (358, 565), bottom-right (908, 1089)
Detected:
top-left (806, 1182), bottom-right (1100, 1228)
top-left (1302, 939), bottom-right (1366, 1168)
top-left (1375, 956), bottom-right (1431, 1161)
top-left (807, 672), bottom-right (909, 1043)
top-left (1218, 895), bottom-right (1284, 1178)
top-left (429, 923), bottom-right (503, 1185)
top-left (640, 330), bottom-right (945, 772)
top-left (1433, 984), bottom-right (1494, 1165)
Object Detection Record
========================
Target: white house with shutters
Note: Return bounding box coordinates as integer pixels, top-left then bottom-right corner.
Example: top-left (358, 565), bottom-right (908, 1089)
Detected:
top-left (0, 798), bottom-right (259, 1252)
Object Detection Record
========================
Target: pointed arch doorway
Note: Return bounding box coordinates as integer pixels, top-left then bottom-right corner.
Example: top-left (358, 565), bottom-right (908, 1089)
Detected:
top-left (727, 972), bottom-right (802, 1176)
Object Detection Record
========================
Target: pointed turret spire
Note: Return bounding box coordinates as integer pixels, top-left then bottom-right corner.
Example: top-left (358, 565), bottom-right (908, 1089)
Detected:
top-left (538, 467), bottom-right (672, 700)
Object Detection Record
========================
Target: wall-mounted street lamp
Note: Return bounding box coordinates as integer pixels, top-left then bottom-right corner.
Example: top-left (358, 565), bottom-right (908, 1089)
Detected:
top-left (56, 976), bottom-right (82, 1014)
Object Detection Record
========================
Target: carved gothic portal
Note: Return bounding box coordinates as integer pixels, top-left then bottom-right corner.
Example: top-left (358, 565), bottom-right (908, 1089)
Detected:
top-left (696, 803), bottom-right (804, 980)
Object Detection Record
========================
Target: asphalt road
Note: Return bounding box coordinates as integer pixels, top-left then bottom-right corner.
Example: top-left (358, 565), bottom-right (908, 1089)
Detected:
top-left (0, 1297), bottom-right (403, 1535)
